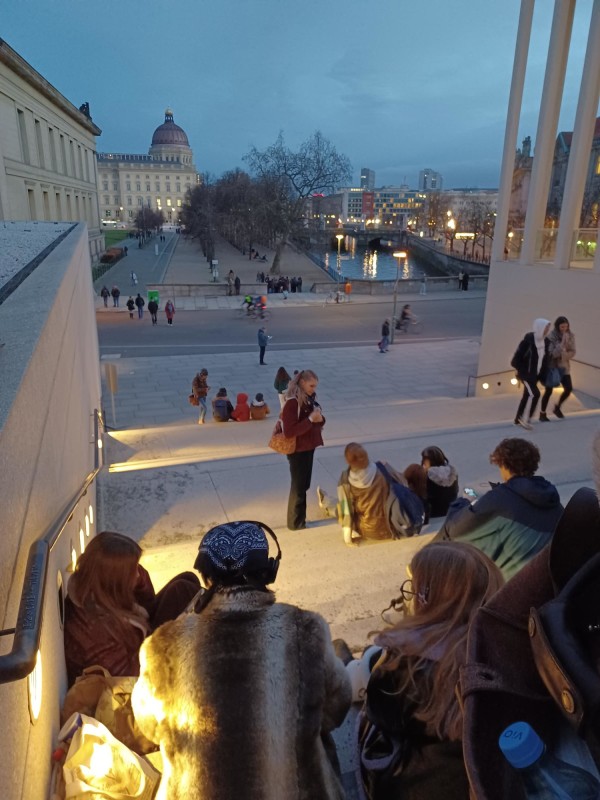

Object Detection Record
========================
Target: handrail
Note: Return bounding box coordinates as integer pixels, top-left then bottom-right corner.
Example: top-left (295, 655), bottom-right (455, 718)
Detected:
top-left (0, 410), bottom-right (104, 684)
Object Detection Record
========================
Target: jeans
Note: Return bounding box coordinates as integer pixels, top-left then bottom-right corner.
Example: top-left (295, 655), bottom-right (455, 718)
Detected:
top-left (380, 335), bottom-right (389, 352)
top-left (259, 345), bottom-right (266, 364)
top-left (198, 397), bottom-right (207, 422)
top-left (137, 307), bottom-right (144, 318)
top-left (287, 449), bottom-right (315, 529)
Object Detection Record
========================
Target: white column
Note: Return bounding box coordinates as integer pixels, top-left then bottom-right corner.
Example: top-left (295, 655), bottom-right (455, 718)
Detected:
top-left (520, 0), bottom-right (575, 265)
top-left (555, 0), bottom-right (600, 269)
top-left (491, 0), bottom-right (535, 264)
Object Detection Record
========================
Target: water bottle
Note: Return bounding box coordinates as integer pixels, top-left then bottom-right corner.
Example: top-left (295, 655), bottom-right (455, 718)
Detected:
top-left (499, 721), bottom-right (600, 799)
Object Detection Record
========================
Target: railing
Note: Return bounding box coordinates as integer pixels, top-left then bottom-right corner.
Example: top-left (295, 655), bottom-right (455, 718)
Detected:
top-left (0, 409), bottom-right (104, 684)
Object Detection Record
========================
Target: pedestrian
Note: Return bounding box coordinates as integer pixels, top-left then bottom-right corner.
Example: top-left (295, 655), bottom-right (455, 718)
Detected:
top-left (111, 285), bottom-right (120, 307)
top-left (258, 327), bottom-right (271, 365)
top-left (148, 298), bottom-right (159, 325)
top-left (192, 368), bottom-right (210, 425)
top-left (420, 274), bottom-right (428, 295)
top-left (297, 276), bottom-right (303, 292)
top-left (131, 521), bottom-right (351, 800)
top-left (212, 388), bottom-right (234, 422)
top-left (100, 285), bottom-right (109, 307)
top-left (126, 296), bottom-right (135, 319)
top-left (227, 270), bottom-right (235, 297)
top-left (250, 393), bottom-right (271, 420)
top-left (130, 270), bottom-right (137, 286)
top-left (281, 370), bottom-right (325, 531)
top-left (379, 319), bottom-right (390, 353)
top-left (510, 318), bottom-right (551, 430)
top-left (124, 246), bottom-right (128, 256)
top-left (274, 366), bottom-right (292, 409)
top-left (457, 270), bottom-right (464, 290)
top-left (234, 275), bottom-right (241, 296)
top-left (462, 271), bottom-right (470, 291)
top-left (539, 315), bottom-right (576, 421)
top-left (135, 293), bottom-right (145, 319)
top-left (164, 299), bottom-right (175, 325)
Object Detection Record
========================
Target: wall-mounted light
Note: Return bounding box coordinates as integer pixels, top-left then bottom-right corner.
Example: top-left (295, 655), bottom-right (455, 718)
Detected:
top-left (482, 382), bottom-right (490, 390)
top-left (510, 377), bottom-right (518, 386)
top-left (27, 650), bottom-right (43, 723)
top-left (79, 527), bottom-right (85, 553)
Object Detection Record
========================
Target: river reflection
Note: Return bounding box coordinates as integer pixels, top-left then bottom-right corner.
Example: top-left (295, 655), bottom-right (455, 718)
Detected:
top-left (322, 247), bottom-right (424, 281)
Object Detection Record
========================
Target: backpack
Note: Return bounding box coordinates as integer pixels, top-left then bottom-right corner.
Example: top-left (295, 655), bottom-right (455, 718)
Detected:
top-left (376, 461), bottom-right (425, 538)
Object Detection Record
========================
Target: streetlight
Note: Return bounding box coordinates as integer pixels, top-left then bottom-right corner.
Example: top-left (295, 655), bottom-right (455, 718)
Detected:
top-left (336, 234), bottom-right (344, 299)
top-left (391, 250), bottom-right (407, 342)
top-left (447, 217), bottom-right (456, 251)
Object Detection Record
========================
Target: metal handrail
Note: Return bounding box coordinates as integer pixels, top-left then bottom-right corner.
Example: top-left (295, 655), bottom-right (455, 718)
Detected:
top-left (0, 410), bottom-right (104, 684)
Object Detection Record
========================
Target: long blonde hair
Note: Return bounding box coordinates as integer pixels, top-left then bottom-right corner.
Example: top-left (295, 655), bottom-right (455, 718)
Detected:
top-left (375, 541), bottom-right (504, 740)
top-left (285, 369), bottom-right (319, 405)
top-left (69, 531), bottom-right (149, 638)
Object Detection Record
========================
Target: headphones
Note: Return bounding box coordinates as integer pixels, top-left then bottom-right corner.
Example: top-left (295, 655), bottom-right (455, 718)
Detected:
top-left (194, 520), bottom-right (282, 586)
top-left (246, 520), bottom-right (281, 585)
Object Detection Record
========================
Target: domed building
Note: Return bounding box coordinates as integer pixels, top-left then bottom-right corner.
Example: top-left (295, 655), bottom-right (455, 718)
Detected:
top-left (96, 108), bottom-right (199, 227)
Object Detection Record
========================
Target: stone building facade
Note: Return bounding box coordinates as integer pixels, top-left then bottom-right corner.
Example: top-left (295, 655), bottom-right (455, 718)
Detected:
top-left (96, 108), bottom-right (199, 227)
top-left (0, 38), bottom-right (103, 263)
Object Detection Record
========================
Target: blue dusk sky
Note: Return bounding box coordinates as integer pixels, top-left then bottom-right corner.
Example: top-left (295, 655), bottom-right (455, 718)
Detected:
top-left (2, 0), bottom-right (596, 189)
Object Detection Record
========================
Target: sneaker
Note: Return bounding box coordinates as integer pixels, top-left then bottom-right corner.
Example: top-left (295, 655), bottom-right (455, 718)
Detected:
top-left (553, 405), bottom-right (565, 419)
top-left (316, 486), bottom-right (326, 508)
top-left (517, 417), bottom-right (533, 431)
top-left (539, 412), bottom-right (549, 422)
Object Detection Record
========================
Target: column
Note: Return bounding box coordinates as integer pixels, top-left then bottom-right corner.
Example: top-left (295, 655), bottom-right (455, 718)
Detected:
top-left (554, 0), bottom-right (600, 269)
top-left (520, 0), bottom-right (575, 265)
top-left (491, 0), bottom-right (535, 264)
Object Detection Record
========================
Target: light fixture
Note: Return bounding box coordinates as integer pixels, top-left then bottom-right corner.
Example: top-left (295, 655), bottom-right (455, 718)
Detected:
top-left (27, 650), bottom-right (43, 723)
top-left (79, 527), bottom-right (85, 553)
top-left (482, 382), bottom-right (490, 390)
top-left (510, 377), bottom-right (518, 386)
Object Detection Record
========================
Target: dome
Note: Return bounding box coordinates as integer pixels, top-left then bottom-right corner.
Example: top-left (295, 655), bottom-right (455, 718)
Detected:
top-left (151, 109), bottom-right (190, 147)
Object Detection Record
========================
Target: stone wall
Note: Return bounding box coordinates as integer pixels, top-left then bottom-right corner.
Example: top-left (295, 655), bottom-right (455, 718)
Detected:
top-left (0, 224), bottom-right (102, 799)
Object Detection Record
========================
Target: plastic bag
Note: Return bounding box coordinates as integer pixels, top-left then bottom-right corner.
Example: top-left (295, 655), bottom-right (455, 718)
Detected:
top-left (61, 713), bottom-right (160, 800)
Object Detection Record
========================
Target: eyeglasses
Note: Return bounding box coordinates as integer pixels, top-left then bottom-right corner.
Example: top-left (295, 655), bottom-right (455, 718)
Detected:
top-left (399, 579), bottom-right (429, 605)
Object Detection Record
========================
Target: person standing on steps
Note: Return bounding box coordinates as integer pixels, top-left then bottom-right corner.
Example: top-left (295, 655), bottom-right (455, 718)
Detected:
top-left (100, 286), bottom-right (110, 307)
top-left (192, 368), bottom-right (210, 425)
top-left (126, 296), bottom-right (135, 319)
top-left (234, 275), bottom-right (241, 296)
top-left (258, 327), bottom-right (271, 365)
top-left (281, 370), bottom-right (325, 531)
top-left (511, 318), bottom-right (550, 431)
top-left (539, 315), bottom-right (576, 422)
top-left (379, 319), bottom-right (390, 353)
top-left (111, 285), bottom-right (120, 307)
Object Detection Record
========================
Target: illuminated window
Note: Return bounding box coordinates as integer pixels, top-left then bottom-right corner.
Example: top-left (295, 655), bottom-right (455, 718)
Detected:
top-left (596, 155), bottom-right (600, 175)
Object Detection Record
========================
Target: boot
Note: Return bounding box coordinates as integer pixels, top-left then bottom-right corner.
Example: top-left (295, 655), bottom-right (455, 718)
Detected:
top-left (539, 412), bottom-right (549, 422)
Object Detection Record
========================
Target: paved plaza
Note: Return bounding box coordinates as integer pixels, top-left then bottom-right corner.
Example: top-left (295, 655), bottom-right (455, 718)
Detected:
top-left (96, 235), bottom-right (600, 652)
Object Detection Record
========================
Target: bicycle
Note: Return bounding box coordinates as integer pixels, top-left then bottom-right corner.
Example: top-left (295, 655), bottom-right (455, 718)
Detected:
top-left (395, 316), bottom-right (422, 334)
top-left (324, 290), bottom-right (347, 305)
top-left (237, 303), bottom-right (270, 322)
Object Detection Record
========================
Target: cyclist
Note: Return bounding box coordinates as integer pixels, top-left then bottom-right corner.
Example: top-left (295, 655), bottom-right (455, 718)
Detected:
top-left (255, 295), bottom-right (267, 319)
top-left (396, 304), bottom-right (415, 332)
top-left (242, 294), bottom-right (254, 314)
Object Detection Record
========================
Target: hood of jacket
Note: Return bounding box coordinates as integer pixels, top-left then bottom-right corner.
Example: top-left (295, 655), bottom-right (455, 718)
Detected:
top-left (235, 393), bottom-right (249, 404)
top-left (505, 475), bottom-right (560, 509)
top-left (427, 464), bottom-right (458, 487)
top-left (532, 318), bottom-right (550, 343)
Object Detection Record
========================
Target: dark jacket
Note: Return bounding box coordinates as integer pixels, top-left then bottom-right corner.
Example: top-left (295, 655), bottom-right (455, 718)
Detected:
top-left (132, 588), bottom-right (351, 800)
top-left (437, 476), bottom-right (563, 579)
top-left (212, 394), bottom-right (233, 422)
top-left (258, 329), bottom-right (269, 348)
top-left (511, 331), bottom-right (550, 385)
top-left (281, 395), bottom-right (325, 452)
top-left (64, 566), bottom-right (155, 685)
top-left (135, 294), bottom-right (145, 308)
top-left (426, 464), bottom-right (459, 518)
top-left (148, 300), bottom-right (159, 315)
top-left (191, 373), bottom-right (209, 398)
top-left (381, 321), bottom-right (390, 338)
top-left (363, 656), bottom-right (469, 800)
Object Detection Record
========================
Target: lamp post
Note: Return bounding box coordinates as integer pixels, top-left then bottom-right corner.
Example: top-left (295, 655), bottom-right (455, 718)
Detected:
top-left (447, 216), bottom-right (456, 251)
top-left (336, 234), bottom-right (344, 299)
top-left (391, 250), bottom-right (407, 342)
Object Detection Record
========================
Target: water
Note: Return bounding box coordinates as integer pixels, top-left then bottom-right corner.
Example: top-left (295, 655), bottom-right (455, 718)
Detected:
top-left (315, 244), bottom-right (431, 282)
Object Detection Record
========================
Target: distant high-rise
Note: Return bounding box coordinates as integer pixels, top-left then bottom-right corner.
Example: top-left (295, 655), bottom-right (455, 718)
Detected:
top-left (360, 167), bottom-right (375, 191)
top-left (418, 168), bottom-right (443, 191)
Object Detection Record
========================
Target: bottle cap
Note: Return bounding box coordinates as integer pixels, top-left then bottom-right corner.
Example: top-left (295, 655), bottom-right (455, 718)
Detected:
top-left (499, 721), bottom-right (544, 769)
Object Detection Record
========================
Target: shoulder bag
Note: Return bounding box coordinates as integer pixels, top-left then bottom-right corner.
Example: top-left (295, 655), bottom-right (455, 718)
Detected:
top-left (544, 366), bottom-right (562, 389)
top-left (268, 398), bottom-right (300, 454)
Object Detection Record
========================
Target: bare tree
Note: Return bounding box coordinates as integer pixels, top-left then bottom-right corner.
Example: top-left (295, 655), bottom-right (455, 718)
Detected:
top-left (244, 131), bottom-right (351, 274)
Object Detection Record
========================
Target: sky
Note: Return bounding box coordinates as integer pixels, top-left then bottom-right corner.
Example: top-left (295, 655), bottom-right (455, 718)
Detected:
top-left (2, 0), bottom-right (596, 189)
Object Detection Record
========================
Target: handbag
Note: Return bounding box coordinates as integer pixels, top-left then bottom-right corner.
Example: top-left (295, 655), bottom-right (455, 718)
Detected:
top-left (545, 366), bottom-right (562, 389)
top-left (356, 710), bottom-right (410, 800)
top-left (268, 419), bottom-right (296, 454)
top-left (188, 393), bottom-right (199, 406)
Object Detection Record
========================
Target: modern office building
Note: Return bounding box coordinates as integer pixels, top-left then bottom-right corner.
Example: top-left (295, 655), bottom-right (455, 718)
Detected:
top-left (418, 167), bottom-right (443, 191)
top-left (360, 167), bottom-right (375, 191)
top-left (0, 38), bottom-right (103, 262)
top-left (96, 108), bottom-right (199, 227)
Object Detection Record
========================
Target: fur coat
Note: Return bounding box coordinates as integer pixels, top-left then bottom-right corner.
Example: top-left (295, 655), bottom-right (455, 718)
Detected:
top-left (132, 586), bottom-right (351, 800)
